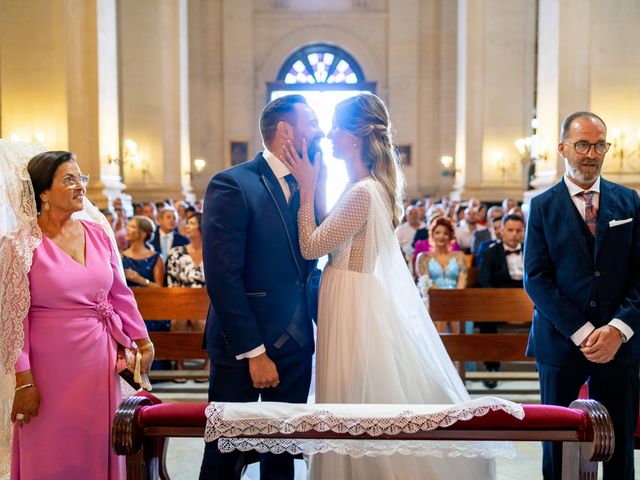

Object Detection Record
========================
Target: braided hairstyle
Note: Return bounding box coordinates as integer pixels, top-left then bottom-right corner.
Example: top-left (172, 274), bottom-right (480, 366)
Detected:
top-left (334, 93), bottom-right (406, 228)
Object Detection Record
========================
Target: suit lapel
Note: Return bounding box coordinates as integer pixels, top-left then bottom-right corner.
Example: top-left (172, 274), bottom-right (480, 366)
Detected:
top-left (594, 179), bottom-right (614, 261)
top-left (555, 181), bottom-right (592, 262)
top-left (257, 154), bottom-right (304, 278)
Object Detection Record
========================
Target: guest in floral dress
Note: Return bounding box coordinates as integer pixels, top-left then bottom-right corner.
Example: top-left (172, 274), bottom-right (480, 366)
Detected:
top-left (166, 213), bottom-right (207, 380)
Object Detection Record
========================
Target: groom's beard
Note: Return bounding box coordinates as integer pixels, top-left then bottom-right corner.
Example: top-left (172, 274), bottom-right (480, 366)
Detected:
top-left (305, 137), bottom-right (322, 164)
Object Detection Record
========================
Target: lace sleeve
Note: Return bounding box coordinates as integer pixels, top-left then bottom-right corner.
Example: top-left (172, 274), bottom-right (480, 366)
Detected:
top-left (298, 185), bottom-right (371, 260)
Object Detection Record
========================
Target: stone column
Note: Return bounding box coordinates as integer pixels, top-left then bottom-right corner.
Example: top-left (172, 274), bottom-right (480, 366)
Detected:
top-left (222, 0), bottom-right (254, 169)
top-left (454, 0), bottom-right (536, 201)
top-left (532, 0), bottom-right (640, 200)
top-left (118, 0), bottom-right (191, 201)
top-left (388, 0), bottom-right (420, 197)
top-left (0, 0), bottom-right (123, 208)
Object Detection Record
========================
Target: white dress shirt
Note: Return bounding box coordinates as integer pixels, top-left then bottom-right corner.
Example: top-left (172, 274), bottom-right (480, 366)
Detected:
top-left (503, 242), bottom-right (523, 281)
top-left (563, 175), bottom-right (634, 345)
top-left (455, 221), bottom-right (486, 250)
top-left (236, 148), bottom-right (292, 360)
top-left (395, 222), bottom-right (418, 252)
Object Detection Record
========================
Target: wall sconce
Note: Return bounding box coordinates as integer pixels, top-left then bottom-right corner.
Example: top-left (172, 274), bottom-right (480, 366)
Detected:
top-left (186, 158), bottom-right (207, 181)
top-left (609, 128), bottom-right (640, 172)
top-left (440, 155), bottom-right (456, 176)
top-left (122, 138), bottom-right (149, 179)
top-left (10, 132), bottom-right (46, 144)
top-left (193, 158), bottom-right (206, 172)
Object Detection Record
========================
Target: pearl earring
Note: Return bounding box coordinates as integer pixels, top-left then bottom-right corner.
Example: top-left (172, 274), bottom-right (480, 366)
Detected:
top-left (353, 143), bottom-right (358, 148)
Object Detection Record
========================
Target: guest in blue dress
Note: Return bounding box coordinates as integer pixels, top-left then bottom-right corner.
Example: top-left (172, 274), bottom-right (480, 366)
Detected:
top-left (121, 216), bottom-right (169, 333)
top-left (415, 217), bottom-right (468, 332)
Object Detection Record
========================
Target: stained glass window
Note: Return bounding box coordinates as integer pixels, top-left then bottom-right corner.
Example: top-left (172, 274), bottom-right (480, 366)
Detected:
top-left (278, 44), bottom-right (364, 85)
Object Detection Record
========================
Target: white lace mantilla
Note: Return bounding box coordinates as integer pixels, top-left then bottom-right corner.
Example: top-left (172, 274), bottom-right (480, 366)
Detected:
top-left (204, 398), bottom-right (524, 459)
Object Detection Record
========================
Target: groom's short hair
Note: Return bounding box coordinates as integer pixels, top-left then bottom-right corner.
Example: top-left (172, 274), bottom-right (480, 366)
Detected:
top-left (259, 94), bottom-right (308, 146)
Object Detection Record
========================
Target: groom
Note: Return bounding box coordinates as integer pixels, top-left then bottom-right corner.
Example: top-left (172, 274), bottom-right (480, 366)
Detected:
top-left (200, 94), bottom-right (324, 480)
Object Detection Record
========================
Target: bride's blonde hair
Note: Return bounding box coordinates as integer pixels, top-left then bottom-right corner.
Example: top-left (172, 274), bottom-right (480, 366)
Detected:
top-left (334, 93), bottom-right (406, 228)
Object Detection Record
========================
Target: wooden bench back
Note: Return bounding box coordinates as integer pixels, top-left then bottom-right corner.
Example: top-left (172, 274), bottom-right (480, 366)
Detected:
top-left (132, 287), bottom-right (535, 362)
top-left (429, 288), bottom-right (533, 362)
top-left (133, 288), bottom-right (209, 360)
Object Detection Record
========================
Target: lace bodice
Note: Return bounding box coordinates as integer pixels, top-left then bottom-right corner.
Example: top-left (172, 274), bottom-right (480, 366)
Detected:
top-left (299, 179), bottom-right (389, 273)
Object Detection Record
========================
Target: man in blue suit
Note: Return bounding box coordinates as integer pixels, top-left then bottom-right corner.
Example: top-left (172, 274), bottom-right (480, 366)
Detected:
top-left (524, 111), bottom-right (640, 479)
top-left (199, 95), bottom-right (324, 480)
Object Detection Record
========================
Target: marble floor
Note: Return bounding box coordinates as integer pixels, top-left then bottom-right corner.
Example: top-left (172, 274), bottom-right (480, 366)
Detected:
top-left (151, 380), bottom-right (640, 479)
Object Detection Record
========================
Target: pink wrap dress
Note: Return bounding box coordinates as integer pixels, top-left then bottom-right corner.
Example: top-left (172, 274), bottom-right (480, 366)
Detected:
top-left (11, 220), bottom-right (148, 479)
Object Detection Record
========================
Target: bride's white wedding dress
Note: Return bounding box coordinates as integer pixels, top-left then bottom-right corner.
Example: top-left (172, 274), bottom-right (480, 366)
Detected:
top-left (298, 179), bottom-right (495, 479)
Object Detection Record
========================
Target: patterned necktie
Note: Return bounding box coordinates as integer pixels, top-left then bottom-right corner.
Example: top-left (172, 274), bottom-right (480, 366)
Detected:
top-left (161, 234), bottom-right (170, 258)
top-left (581, 191), bottom-right (597, 237)
top-left (284, 174), bottom-right (299, 206)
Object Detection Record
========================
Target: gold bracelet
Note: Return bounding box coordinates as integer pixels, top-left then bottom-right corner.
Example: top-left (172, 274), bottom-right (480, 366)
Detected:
top-left (15, 383), bottom-right (34, 392)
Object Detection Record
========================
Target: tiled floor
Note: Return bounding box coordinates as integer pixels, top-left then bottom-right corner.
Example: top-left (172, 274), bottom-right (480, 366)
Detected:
top-left (152, 380), bottom-right (640, 479)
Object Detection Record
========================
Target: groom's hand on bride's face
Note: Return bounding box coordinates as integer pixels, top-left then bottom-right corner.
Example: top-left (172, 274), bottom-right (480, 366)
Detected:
top-left (248, 352), bottom-right (280, 389)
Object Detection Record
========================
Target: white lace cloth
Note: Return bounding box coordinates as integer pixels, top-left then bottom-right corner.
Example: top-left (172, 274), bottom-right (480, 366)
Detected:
top-left (204, 398), bottom-right (524, 459)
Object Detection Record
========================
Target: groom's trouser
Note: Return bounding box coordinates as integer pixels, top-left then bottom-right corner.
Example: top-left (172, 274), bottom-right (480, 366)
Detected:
top-left (537, 360), bottom-right (639, 480)
top-left (200, 340), bottom-right (313, 480)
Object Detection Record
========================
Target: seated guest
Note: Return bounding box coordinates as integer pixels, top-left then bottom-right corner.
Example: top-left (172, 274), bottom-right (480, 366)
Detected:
top-left (502, 196), bottom-right (517, 212)
top-left (122, 216), bottom-right (164, 288)
top-left (471, 205), bottom-right (504, 255)
top-left (166, 213), bottom-right (207, 381)
top-left (416, 217), bottom-right (467, 290)
top-left (413, 205), bottom-right (461, 261)
top-left (395, 206), bottom-right (423, 255)
top-left (455, 207), bottom-right (486, 253)
top-left (114, 206), bottom-right (128, 252)
top-left (474, 215), bottom-right (503, 267)
top-left (100, 208), bottom-right (116, 230)
top-left (152, 207), bottom-right (190, 261)
top-left (141, 202), bottom-right (158, 225)
top-left (167, 213), bottom-right (205, 288)
top-left (477, 202), bottom-right (489, 226)
top-left (477, 213), bottom-right (526, 387)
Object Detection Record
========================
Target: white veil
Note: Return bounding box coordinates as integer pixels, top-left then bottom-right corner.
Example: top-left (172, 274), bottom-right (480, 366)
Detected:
top-left (0, 140), bottom-right (122, 478)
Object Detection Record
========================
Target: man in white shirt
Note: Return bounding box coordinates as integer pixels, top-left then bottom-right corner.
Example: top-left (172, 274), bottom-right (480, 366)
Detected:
top-left (200, 95), bottom-right (324, 479)
top-left (151, 208), bottom-right (190, 260)
top-left (395, 206), bottom-right (422, 252)
top-left (524, 111), bottom-right (639, 480)
top-left (455, 207), bottom-right (486, 253)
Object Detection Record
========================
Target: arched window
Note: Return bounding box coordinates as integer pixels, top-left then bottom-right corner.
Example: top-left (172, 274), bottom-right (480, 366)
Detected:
top-left (268, 44), bottom-right (375, 95)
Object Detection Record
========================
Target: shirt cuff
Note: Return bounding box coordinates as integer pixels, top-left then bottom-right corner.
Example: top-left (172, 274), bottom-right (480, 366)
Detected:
top-left (570, 322), bottom-right (595, 346)
top-left (235, 344), bottom-right (266, 360)
top-left (608, 318), bottom-right (634, 341)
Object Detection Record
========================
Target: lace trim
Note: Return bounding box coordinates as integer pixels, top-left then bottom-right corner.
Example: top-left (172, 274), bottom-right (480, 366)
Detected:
top-left (204, 399), bottom-right (524, 441)
top-left (218, 438), bottom-right (517, 459)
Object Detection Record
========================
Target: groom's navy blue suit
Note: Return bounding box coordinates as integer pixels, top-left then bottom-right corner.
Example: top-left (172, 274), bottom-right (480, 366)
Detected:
top-left (524, 177), bottom-right (640, 479)
top-left (200, 152), bottom-right (319, 480)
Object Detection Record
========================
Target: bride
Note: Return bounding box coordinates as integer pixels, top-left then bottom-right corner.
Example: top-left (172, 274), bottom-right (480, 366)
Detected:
top-left (281, 93), bottom-right (495, 479)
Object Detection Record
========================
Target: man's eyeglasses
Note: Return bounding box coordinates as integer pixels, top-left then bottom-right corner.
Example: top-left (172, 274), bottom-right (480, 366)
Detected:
top-left (61, 174), bottom-right (90, 189)
top-left (565, 141), bottom-right (611, 155)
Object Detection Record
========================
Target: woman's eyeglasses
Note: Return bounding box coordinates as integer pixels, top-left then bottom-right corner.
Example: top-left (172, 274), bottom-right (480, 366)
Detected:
top-left (61, 174), bottom-right (90, 189)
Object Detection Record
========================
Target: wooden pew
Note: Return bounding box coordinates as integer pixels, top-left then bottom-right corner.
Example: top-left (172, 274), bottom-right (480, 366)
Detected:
top-left (112, 392), bottom-right (614, 480)
top-left (428, 288), bottom-right (534, 381)
top-left (133, 288), bottom-right (209, 381)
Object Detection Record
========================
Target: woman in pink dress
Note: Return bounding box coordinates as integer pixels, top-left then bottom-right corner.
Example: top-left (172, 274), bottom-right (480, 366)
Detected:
top-left (10, 151), bottom-right (154, 479)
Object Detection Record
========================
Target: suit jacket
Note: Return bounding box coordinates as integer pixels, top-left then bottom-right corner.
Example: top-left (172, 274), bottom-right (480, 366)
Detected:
top-left (478, 241), bottom-right (523, 289)
top-left (151, 229), bottom-right (190, 257)
top-left (201, 152), bottom-right (319, 365)
top-left (471, 228), bottom-right (492, 255)
top-left (524, 178), bottom-right (640, 366)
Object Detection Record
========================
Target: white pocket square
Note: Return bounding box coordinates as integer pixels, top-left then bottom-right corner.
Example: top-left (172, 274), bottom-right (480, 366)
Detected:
top-left (609, 218), bottom-right (633, 227)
